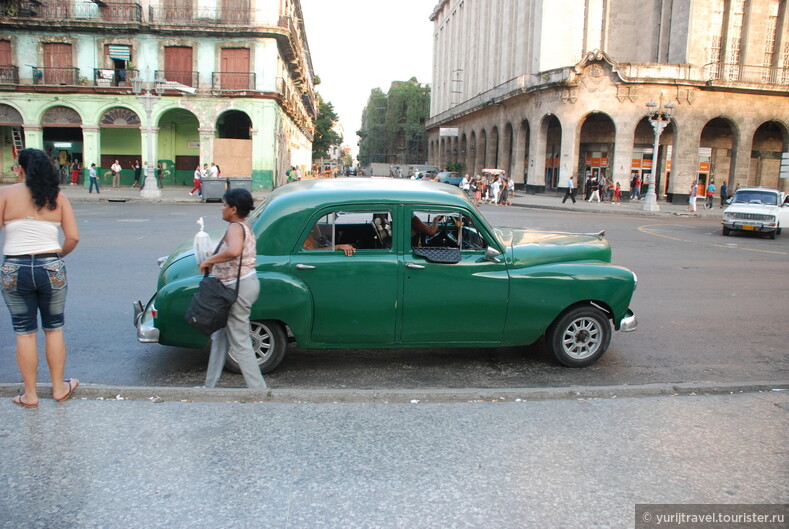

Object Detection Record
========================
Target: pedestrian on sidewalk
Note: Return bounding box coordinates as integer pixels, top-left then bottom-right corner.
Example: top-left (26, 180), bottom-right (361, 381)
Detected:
top-left (189, 164), bottom-right (202, 197)
top-left (587, 176), bottom-right (601, 202)
top-left (687, 181), bottom-right (698, 213)
top-left (199, 188), bottom-right (267, 390)
top-left (88, 163), bottom-right (100, 194)
top-left (70, 160), bottom-right (79, 185)
top-left (613, 182), bottom-right (621, 204)
top-left (473, 176), bottom-right (482, 206)
top-left (0, 148), bottom-right (81, 408)
top-left (706, 180), bottom-right (716, 209)
top-left (111, 160), bottom-right (121, 188)
top-left (720, 182), bottom-right (728, 208)
top-left (131, 160), bottom-right (142, 188)
top-left (562, 175), bottom-right (576, 204)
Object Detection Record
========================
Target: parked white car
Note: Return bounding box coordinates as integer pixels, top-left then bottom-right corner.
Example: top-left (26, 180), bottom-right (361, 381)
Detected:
top-left (722, 187), bottom-right (789, 239)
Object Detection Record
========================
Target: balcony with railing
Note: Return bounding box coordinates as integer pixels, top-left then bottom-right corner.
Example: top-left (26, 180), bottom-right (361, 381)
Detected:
top-left (154, 70), bottom-right (199, 91)
top-left (4, 1), bottom-right (142, 23)
top-left (32, 66), bottom-right (79, 86)
top-left (211, 72), bottom-right (256, 92)
top-left (147, 4), bottom-right (263, 26)
top-left (0, 65), bottom-right (20, 84)
top-left (94, 67), bottom-right (138, 88)
top-left (704, 62), bottom-right (789, 86)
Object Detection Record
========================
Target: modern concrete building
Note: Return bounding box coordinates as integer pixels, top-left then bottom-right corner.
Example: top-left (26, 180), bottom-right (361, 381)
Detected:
top-left (0, 0), bottom-right (316, 189)
top-left (427, 0), bottom-right (789, 201)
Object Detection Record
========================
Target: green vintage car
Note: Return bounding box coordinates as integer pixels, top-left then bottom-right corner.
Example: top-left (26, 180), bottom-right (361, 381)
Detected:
top-left (135, 178), bottom-right (637, 373)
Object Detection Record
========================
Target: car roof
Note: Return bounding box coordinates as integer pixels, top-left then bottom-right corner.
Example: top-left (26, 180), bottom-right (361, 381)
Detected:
top-left (735, 186), bottom-right (780, 192)
top-left (252, 178), bottom-right (475, 254)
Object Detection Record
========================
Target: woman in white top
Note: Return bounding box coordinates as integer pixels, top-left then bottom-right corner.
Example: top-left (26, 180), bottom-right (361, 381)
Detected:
top-left (0, 148), bottom-right (80, 407)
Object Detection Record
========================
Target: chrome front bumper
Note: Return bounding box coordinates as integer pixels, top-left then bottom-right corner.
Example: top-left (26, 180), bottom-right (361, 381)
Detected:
top-left (619, 309), bottom-right (637, 332)
top-left (134, 297), bottom-right (160, 343)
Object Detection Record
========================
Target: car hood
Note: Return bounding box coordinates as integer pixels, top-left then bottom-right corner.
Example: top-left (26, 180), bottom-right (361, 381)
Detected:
top-left (725, 203), bottom-right (779, 214)
top-left (157, 230), bottom-right (224, 289)
top-left (496, 228), bottom-right (611, 267)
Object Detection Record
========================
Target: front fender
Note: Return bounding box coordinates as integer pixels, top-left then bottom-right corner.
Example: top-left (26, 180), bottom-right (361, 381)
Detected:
top-left (503, 262), bottom-right (636, 345)
top-left (251, 271), bottom-right (313, 343)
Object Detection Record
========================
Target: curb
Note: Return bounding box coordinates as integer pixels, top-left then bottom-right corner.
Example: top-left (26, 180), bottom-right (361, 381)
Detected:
top-left (2, 381), bottom-right (786, 404)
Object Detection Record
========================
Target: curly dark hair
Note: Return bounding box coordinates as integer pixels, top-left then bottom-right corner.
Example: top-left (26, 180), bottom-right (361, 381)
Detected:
top-left (19, 148), bottom-right (59, 211)
top-left (223, 188), bottom-right (254, 218)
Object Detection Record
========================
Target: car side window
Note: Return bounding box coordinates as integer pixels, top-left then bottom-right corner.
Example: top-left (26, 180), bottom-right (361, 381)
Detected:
top-left (411, 211), bottom-right (487, 251)
top-left (302, 210), bottom-right (393, 251)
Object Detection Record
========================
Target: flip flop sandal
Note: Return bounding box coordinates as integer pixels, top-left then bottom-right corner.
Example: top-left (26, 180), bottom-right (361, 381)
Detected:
top-left (54, 379), bottom-right (79, 402)
top-left (12, 395), bottom-right (38, 408)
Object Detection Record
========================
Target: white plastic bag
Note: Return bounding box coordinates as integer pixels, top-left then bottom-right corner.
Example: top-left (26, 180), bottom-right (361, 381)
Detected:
top-left (193, 217), bottom-right (212, 265)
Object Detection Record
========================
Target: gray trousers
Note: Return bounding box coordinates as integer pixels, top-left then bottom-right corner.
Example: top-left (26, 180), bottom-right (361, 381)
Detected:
top-left (204, 275), bottom-right (267, 390)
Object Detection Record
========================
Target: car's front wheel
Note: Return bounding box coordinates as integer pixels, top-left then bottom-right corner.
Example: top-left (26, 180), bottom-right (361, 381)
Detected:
top-left (547, 306), bottom-right (611, 367)
top-left (722, 226), bottom-right (730, 236)
top-left (225, 320), bottom-right (287, 374)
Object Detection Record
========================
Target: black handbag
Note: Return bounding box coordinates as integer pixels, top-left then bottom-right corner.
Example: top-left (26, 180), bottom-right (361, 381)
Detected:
top-left (183, 224), bottom-right (245, 336)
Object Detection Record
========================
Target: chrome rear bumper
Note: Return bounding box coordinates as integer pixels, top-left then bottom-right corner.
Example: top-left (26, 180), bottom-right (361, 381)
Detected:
top-left (134, 297), bottom-right (160, 343)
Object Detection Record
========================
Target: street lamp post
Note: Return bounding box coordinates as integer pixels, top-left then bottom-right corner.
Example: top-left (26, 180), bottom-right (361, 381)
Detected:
top-left (137, 89), bottom-right (161, 199)
top-left (642, 101), bottom-right (675, 212)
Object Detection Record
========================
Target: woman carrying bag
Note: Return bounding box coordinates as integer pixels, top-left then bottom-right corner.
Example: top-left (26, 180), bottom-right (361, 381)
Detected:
top-left (198, 188), bottom-right (266, 390)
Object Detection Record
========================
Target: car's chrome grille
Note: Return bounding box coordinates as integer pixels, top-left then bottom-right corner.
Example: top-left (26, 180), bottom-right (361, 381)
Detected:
top-left (729, 213), bottom-right (773, 221)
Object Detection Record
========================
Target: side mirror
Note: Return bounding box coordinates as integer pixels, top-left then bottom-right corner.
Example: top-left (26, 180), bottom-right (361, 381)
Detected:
top-left (484, 246), bottom-right (502, 263)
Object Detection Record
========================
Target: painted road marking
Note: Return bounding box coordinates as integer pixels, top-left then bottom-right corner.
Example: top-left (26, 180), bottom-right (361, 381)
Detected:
top-left (638, 224), bottom-right (788, 255)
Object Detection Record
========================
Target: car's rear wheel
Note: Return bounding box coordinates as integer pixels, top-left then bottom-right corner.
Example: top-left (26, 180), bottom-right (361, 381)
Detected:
top-left (547, 306), bottom-right (611, 367)
top-left (225, 320), bottom-right (287, 374)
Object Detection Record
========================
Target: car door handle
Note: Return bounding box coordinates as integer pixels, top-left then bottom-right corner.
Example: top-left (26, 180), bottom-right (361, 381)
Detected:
top-left (406, 263), bottom-right (425, 269)
top-left (296, 264), bottom-right (316, 270)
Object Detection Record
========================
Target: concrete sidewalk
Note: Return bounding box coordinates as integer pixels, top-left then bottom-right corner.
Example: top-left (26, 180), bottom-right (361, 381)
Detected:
top-left (53, 180), bottom-right (725, 220)
top-left (1, 388), bottom-right (786, 528)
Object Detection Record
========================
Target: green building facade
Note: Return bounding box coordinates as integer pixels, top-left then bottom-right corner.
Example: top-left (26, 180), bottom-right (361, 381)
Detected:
top-left (0, 0), bottom-right (316, 190)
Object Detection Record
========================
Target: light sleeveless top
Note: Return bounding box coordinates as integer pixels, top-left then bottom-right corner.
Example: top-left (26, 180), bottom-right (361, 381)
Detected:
top-left (3, 218), bottom-right (62, 255)
top-left (213, 222), bottom-right (256, 284)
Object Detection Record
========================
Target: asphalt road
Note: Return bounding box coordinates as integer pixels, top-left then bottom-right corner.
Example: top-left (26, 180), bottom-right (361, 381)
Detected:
top-left (1, 201), bottom-right (787, 389)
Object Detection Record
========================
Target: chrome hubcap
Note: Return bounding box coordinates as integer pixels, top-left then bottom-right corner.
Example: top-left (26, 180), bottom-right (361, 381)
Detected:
top-left (561, 317), bottom-right (601, 360)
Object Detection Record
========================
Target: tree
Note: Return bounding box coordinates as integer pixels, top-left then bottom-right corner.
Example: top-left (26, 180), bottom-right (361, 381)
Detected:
top-left (312, 95), bottom-right (342, 159)
top-left (357, 78), bottom-right (430, 167)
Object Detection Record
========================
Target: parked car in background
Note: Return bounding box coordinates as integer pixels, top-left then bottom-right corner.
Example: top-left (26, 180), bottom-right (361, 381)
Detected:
top-left (436, 171), bottom-right (463, 185)
top-left (413, 170), bottom-right (438, 180)
top-left (722, 187), bottom-right (789, 239)
top-left (135, 179), bottom-right (637, 374)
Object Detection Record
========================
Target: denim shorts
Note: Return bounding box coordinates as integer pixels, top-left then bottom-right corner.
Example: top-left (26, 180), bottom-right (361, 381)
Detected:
top-left (1, 254), bottom-right (68, 334)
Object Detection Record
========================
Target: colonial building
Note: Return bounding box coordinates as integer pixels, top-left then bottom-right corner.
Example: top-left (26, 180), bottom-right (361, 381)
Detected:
top-left (0, 0), bottom-right (316, 189)
top-left (427, 0), bottom-right (789, 201)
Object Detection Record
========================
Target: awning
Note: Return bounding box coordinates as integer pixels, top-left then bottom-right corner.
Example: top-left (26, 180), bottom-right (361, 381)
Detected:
top-left (108, 45), bottom-right (131, 61)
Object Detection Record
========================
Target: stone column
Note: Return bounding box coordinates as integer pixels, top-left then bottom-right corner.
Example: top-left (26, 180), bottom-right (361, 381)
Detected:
top-left (611, 118), bottom-right (635, 187)
top-left (730, 125), bottom-right (754, 188)
top-left (529, 119), bottom-right (546, 189)
top-left (667, 120), bottom-right (703, 197)
top-left (22, 124), bottom-right (43, 151)
top-left (81, 125), bottom-right (101, 170)
top-left (559, 117), bottom-right (579, 191)
top-left (198, 127), bottom-right (215, 167)
top-left (511, 122), bottom-right (527, 185)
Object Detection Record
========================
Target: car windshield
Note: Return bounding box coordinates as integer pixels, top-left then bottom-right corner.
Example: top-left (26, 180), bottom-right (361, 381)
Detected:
top-left (732, 191), bottom-right (778, 206)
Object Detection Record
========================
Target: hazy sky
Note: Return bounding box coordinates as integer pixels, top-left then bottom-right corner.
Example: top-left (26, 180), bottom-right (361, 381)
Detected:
top-left (300, 0), bottom-right (435, 153)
